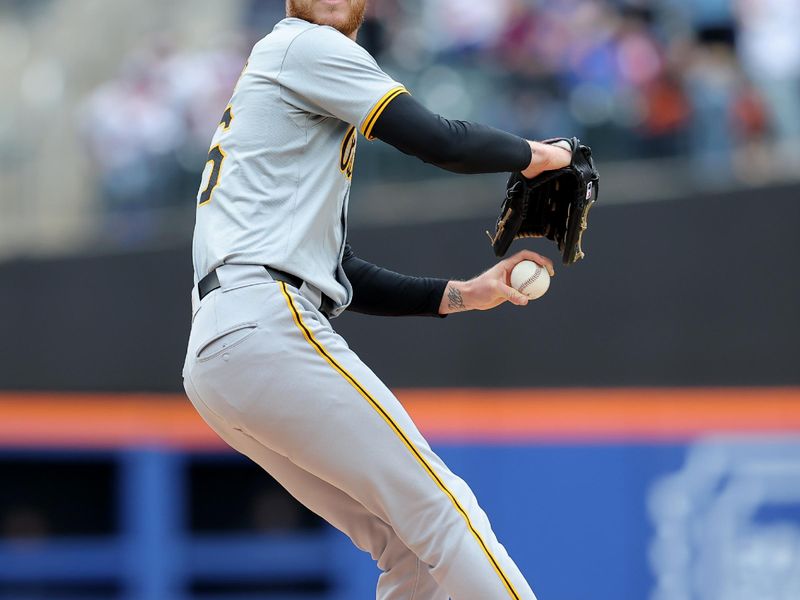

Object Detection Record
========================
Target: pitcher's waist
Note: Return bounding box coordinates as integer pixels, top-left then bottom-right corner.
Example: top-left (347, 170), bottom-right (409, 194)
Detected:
top-left (192, 264), bottom-right (333, 316)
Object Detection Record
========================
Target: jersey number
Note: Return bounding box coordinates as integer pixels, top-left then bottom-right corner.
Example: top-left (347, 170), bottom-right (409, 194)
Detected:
top-left (198, 105), bottom-right (233, 206)
top-left (198, 145), bottom-right (225, 206)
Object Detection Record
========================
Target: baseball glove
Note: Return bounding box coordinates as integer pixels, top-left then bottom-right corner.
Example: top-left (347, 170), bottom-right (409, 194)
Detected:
top-left (487, 137), bottom-right (599, 265)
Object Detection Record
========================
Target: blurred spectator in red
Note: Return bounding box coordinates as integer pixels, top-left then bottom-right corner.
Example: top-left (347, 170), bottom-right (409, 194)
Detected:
top-left (617, 5), bottom-right (690, 156)
top-left (730, 81), bottom-right (772, 180)
top-left (638, 70), bottom-right (691, 155)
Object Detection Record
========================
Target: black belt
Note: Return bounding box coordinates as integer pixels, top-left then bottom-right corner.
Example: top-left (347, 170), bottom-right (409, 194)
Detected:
top-left (198, 266), bottom-right (333, 315)
top-left (198, 266), bottom-right (303, 301)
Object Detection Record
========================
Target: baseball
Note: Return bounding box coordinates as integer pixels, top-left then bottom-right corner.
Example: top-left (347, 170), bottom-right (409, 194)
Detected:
top-left (510, 260), bottom-right (550, 300)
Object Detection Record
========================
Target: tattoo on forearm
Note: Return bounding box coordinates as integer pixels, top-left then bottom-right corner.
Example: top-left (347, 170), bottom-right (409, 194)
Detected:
top-left (447, 286), bottom-right (466, 311)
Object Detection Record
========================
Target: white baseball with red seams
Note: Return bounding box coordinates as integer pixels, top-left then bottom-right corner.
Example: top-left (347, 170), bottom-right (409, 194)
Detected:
top-left (510, 260), bottom-right (550, 300)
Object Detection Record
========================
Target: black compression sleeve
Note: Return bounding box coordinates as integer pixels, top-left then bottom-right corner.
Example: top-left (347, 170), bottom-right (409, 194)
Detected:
top-left (371, 93), bottom-right (532, 174)
top-left (342, 244), bottom-right (448, 317)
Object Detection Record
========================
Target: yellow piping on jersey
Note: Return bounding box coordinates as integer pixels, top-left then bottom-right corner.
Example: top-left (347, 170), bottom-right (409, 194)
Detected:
top-left (361, 86), bottom-right (409, 141)
top-left (278, 282), bottom-right (522, 600)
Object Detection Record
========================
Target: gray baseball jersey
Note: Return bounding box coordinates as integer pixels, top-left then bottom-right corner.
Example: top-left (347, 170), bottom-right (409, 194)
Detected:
top-left (192, 17), bottom-right (407, 317)
top-left (185, 16), bottom-right (538, 600)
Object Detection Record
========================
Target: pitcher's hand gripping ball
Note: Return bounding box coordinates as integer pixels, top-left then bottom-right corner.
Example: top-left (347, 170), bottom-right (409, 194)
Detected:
top-left (510, 260), bottom-right (550, 300)
top-left (487, 137), bottom-right (599, 265)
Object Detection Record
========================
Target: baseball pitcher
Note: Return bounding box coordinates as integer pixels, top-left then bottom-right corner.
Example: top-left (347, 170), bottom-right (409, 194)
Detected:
top-left (183, 2), bottom-right (587, 598)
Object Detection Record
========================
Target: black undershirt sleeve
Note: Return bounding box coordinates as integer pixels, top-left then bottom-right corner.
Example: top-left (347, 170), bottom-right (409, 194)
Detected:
top-left (371, 93), bottom-right (532, 174)
top-left (342, 244), bottom-right (448, 318)
top-left (344, 95), bottom-right (525, 317)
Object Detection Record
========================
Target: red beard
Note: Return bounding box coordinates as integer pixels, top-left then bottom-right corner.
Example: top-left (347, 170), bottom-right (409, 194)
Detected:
top-left (287, 0), bottom-right (367, 37)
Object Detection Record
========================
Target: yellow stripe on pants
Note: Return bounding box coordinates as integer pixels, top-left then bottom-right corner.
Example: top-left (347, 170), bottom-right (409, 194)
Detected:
top-left (278, 282), bottom-right (521, 600)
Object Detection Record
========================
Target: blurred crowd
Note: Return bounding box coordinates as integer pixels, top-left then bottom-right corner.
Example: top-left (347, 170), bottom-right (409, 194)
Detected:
top-left (362, 0), bottom-right (800, 170)
top-left (78, 39), bottom-right (246, 242)
top-left (77, 0), bottom-right (800, 226)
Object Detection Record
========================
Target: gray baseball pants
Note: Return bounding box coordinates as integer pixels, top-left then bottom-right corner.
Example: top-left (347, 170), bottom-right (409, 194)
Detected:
top-left (182, 264), bottom-right (537, 600)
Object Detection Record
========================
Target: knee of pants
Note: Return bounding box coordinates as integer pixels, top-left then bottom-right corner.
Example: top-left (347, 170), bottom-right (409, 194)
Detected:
top-left (373, 533), bottom-right (421, 572)
top-left (387, 495), bottom-right (476, 567)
